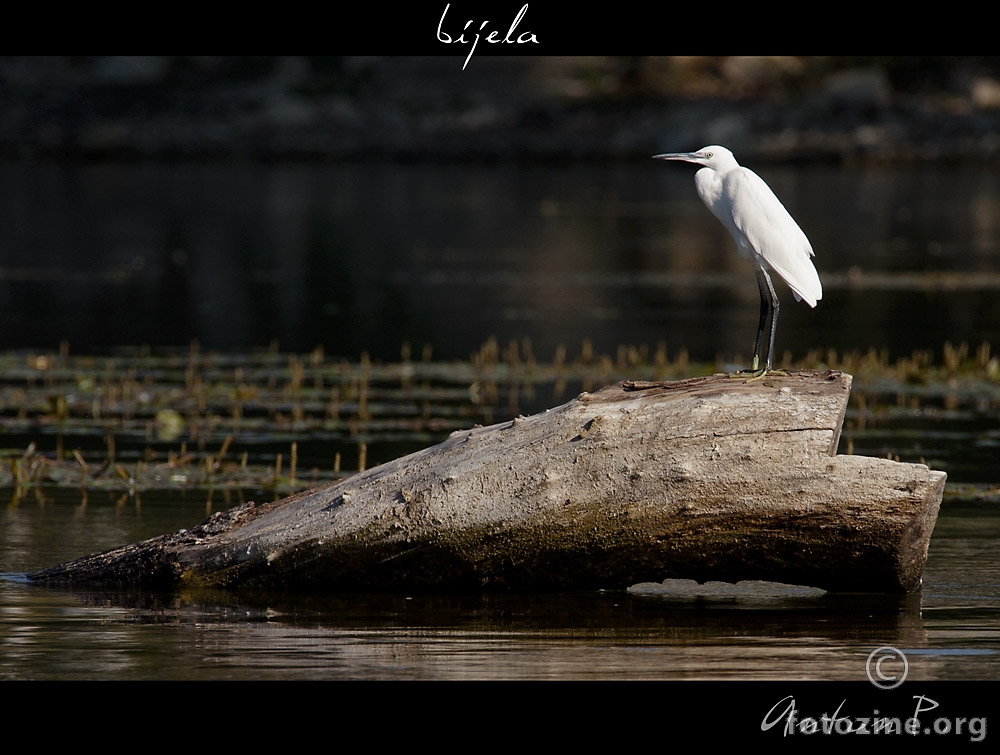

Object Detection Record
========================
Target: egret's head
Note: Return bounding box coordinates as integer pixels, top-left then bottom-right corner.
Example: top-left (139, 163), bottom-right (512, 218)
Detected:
top-left (653, 145), bottom-right (737, 171)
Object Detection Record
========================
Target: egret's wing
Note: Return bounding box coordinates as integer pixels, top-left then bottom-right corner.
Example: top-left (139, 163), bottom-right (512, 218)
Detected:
top-left (725, 169), bottom-right (823, 307)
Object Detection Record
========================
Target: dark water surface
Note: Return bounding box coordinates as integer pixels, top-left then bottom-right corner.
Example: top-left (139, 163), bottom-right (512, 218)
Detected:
top-left (3, 160), bottom-right (999, 361)
top-left (1, 160), bottom-right (999, 681)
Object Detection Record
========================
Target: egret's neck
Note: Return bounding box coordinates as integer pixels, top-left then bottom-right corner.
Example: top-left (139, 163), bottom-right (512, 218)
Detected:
top-left (694, 167), bottom-right (724, 212)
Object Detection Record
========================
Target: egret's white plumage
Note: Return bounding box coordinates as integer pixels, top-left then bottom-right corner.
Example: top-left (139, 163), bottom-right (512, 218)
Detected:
top-left (653, 145), bottom-right (822, 372)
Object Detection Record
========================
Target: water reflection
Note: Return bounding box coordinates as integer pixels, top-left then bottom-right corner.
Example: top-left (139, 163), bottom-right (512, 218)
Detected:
top-left (2, 161), bottom-right (999, 362)
top-left (1, 580), bottom-right (933, 681)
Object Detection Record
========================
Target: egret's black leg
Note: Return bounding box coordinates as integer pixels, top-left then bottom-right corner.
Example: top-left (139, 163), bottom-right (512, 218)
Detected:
top-left (753, 267), bottom-right (781, 372)
top-left (734, 266), bottom-right (784, 380)
top-left (751, 268), bottom-right (770, 371)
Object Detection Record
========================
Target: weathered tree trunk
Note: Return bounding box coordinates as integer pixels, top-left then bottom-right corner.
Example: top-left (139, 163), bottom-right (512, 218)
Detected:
top-left (30, 371), bottom-right (945, 593)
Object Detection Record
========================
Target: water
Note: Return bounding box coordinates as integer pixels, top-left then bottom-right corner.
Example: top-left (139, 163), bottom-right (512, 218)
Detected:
top-left (3, 160), bottom-right (999, 360)
top-left (1, 159), bottom-right (999, 681)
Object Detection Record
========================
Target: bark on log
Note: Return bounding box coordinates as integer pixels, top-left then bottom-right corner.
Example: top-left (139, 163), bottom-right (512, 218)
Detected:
top-left (30, 370), bottom-right (945, 593)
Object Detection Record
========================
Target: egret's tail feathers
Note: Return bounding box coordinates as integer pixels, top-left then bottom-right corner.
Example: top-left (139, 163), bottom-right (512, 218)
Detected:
top-left (791, 288), bottom-right (821, 308)
top-left (780, 263), bottom-right (822, 308)
top-left (792, 288), bottom-right (823, 307)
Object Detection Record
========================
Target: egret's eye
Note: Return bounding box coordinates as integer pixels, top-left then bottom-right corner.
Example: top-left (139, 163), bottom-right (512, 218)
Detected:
top-left (706, 152), bottom-right (713, 158)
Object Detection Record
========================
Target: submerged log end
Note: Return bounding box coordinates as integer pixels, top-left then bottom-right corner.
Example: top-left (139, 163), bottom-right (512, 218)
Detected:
top-left (29, 501), bottom-right (264, 589)
top-left (30, 535), bottom-right (185, 588)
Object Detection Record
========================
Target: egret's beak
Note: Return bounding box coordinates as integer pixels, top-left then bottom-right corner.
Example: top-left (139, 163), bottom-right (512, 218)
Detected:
top-left (653, 152), bottom-right (702, 162)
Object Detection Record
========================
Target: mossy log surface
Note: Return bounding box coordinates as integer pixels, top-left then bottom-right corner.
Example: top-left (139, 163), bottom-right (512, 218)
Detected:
top-left (30, 371), bottom-right (945, 593)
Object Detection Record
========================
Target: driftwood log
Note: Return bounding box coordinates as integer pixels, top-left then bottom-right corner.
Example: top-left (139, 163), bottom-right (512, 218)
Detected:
top-left (30, 370), bottom-right (945, 593)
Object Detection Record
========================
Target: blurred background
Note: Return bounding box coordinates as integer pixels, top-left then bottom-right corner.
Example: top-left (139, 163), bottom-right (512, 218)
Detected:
top-left (2, 55), bottom-right (999, 363)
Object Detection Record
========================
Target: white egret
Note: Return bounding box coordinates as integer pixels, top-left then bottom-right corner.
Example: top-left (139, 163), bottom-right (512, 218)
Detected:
top-left (653, 145), bottom-right (822, 376)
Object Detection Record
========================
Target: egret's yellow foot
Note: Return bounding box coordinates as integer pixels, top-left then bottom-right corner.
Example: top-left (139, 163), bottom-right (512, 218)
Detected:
top-left (744, 368), bottom-right (787, 382)
top-left (726, 368), bottom-right (787, 381)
